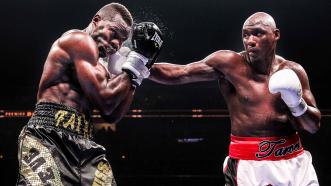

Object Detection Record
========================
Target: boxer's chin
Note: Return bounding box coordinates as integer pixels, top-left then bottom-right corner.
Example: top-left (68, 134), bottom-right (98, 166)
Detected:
top-left (248, 54), bottom-right (259, 63)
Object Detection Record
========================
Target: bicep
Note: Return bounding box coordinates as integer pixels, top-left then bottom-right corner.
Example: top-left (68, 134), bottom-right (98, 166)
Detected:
top-left (183, 60), bottom-right (219, 82)
top-left (75, 59), bottom-right (107, 104)
top-left (75, 58), bottom-right (132, 114)
top-left (151, 60), bottom-right (219, 84)
top-left (75, 59), bottom-right (105, 96)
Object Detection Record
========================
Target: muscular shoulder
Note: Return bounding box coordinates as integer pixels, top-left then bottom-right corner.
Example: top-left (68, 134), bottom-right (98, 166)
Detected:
top-left (279, 57), bottom-right (305, 73)
top-left (57, 31), bottom-right (98, 63)
top-left (278, 56), bottom-right (308, 79)
top-left (204, 50), bottom-right (243, 70)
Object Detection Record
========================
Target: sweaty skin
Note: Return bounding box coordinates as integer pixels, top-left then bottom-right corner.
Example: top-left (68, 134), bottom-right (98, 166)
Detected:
top-left (37, 16), bottom-right (134, 123)
top-left (149, 12), bottom-right (321, 137)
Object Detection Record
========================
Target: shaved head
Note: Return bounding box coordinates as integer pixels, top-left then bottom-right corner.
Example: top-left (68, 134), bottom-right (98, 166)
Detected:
top-left (96, 3), bottom-right (133, 27)
top-left (243, 12), bottom-right (277, 29)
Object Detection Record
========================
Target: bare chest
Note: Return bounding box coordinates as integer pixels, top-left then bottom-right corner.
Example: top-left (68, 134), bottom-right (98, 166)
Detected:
top-left (222, 73), bottom-right (288, 115)
top-left (237, 78), bottom-right (272, 105)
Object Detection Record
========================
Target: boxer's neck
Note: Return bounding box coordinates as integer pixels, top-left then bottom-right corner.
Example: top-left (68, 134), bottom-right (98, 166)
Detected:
top-left (249, 51), bottom-right (276, 75)
top-left (83, 23), bottom-right (94, 35)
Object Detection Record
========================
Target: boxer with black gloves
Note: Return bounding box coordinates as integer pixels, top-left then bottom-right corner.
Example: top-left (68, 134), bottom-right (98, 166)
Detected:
top-left (16, 3), bottom-right (163, 186)
top-left (149, 12), bottom-right (321, 185)
top-left (107, 22), bottom-right (163, 87)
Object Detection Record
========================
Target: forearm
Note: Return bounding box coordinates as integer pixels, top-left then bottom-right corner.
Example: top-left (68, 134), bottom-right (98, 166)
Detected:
top-left (98, 73), bottom-right (133, 115)
top-left (269, 68), bottom-right (321, 134)
top-left (149, 63), bottom-right (188, 85)
top-left (294, 105), bottom-right (321, 134)
top-left (102, 88), bottom-right (135, 124)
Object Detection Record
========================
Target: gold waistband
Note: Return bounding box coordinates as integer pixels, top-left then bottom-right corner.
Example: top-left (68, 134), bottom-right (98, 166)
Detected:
top-left (28, 102), bottom-right (93, 138)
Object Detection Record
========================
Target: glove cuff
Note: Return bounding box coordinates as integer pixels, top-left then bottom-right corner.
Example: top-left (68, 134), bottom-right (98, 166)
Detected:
top-left (122, 51), bottom-right (150, 87)
top-left (288, 98), bottom-right (308, 117)
top-left (128, 51), bottom-right (149, 65)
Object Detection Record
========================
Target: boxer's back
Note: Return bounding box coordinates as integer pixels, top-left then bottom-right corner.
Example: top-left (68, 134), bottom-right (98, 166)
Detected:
top-left (218, 53), bottom-right (296, 137)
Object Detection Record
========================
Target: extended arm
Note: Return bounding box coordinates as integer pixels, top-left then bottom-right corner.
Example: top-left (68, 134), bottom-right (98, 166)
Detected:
top-left (149, 54), bottom-right (221, 85)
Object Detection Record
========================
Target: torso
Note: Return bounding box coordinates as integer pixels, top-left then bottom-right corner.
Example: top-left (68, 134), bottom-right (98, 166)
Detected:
top-left (37, 30), bottom-right (109, 114)
top-left (216, 51), bottom-right (297, 137)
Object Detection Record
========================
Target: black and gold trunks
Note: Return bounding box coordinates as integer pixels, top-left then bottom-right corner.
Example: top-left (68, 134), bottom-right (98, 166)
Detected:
top-left (27, 102), bottom-right (93, 138)
top-left (17, 102), bottom-right (116, 186)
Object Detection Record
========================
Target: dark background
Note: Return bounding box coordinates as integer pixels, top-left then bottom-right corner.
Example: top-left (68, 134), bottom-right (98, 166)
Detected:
top-left (1, 0), bottom-right (330, 185)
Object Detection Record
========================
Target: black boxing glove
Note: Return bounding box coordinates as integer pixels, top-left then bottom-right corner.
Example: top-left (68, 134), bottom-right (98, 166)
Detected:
top-left (131, 22), bottom-right (163, 66)
top-left (122, 22), bottom-right (163, 87)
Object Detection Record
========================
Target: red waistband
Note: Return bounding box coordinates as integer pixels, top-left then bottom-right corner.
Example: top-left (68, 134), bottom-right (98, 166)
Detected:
top-left (229, 133), bottom-right (304, 161)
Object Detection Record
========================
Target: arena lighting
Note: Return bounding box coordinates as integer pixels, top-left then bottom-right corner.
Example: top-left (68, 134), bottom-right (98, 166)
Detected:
top-left (1, 109), bottom-right (331, 119)
top-left (0, 109), bottom-right (230, 119)
top-left (0, 110), bottom-right (33, 118)
top-left (177, 138), bottom-right (204, 143)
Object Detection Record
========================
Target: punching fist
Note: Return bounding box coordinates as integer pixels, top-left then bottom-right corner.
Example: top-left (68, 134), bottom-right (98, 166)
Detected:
top-left (122, 22), bottom-right (164, 87)
top-left (269, 69), bottom-right (308, 117)
top-left (131, 22), bottom-right (163, 66)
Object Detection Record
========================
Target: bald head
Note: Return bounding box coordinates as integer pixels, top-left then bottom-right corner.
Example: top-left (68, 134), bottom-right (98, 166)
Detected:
top-left (96, 3), bottom-right (133, 27)
top-left (243, 12), bottom-right (277, 30)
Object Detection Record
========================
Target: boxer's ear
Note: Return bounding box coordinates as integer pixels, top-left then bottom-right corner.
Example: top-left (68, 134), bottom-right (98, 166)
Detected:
top-left (92, 15), bottom-right (102, 25)
top-left (274, 29), bottom-right (280, 40)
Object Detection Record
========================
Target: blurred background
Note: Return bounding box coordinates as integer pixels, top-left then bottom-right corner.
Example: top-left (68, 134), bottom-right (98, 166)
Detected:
top-left (1, 0), bottom-right (330, 185)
